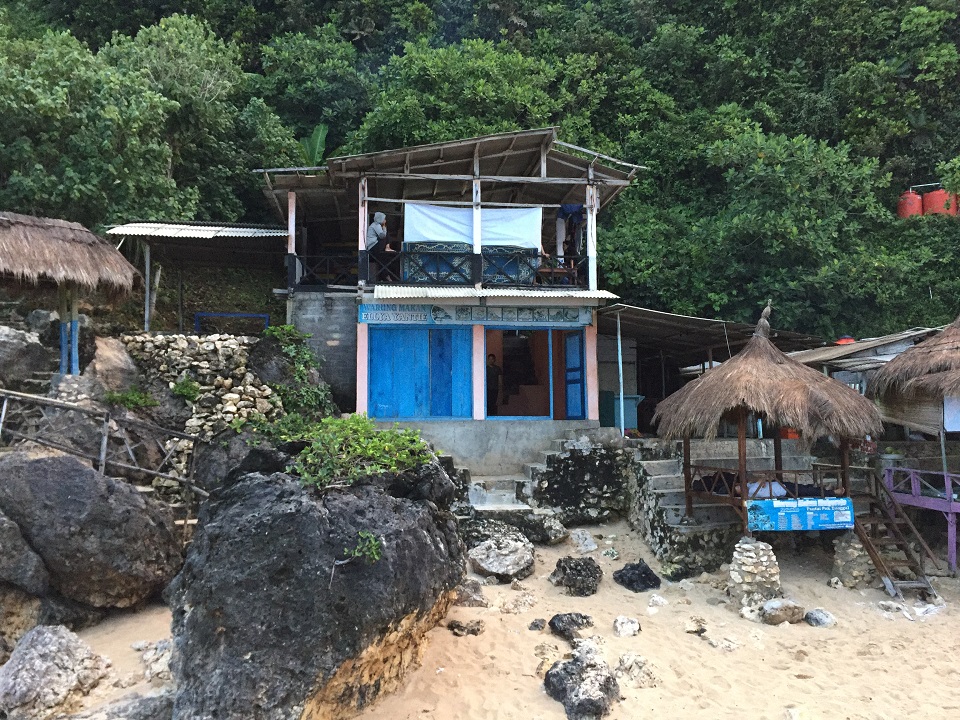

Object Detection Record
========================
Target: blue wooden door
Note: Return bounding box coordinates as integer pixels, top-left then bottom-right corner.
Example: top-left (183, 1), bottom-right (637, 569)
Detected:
top-left (564, 331), bottom-right (585, 420)
top-left (368, 327), bottom-right (471, 418)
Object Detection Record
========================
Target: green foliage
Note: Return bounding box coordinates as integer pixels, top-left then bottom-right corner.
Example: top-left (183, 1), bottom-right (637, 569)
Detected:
top-left (104, 387), bottom-right (159, 409)
top-left (299, 123), bottom-right (329, 166)
top-left (171, 377), bottom-right (201, 402)
top-left (344, 530), bottom-right (382, 564)
top-left (261, 325), bottom-right (337, 420)
top-left (293, 414), bottom-right (429, 488)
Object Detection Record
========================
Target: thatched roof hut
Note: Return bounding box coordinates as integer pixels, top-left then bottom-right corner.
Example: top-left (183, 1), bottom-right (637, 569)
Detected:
top-left (869, 313), bottom-right (960, 399)
top-left (655, 304), bottom-right (882, 443)
top-left (0, 212), bottom-right (136, 295)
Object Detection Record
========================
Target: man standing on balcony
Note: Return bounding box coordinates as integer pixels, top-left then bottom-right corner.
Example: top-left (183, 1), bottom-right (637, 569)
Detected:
top-left (486, 353), bottom-right (503, 416)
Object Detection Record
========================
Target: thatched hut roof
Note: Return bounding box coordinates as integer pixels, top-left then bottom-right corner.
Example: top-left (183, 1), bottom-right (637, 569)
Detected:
top-left (0, 212), bottom-right (137, 294)
top-left (869, 313), bottom-right (960, 399)
top-left (655, 304), bottom-right (882, 442)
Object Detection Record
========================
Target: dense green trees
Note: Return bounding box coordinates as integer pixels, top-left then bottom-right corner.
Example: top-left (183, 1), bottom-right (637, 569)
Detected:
top-left (2, 1), bottom-right (960, 336)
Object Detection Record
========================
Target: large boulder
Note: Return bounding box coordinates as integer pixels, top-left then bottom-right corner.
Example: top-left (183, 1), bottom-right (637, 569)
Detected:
top-left (53, 690), bottom-right (173, 720)
top-left (544, 638), bottom-right (620, 720)
top-left (166, 470), bottom-right (464, 719)
top-left (0, 511), bottom-right (49, 596)
top-left (0, 326), bottom-right (53, 390)
top-left (0, 584), bottom-right (41, 665)
top-left (468, 536), bottom-right (535, 583)
top-left (81, 337), bottom-right (141, 394)
top-left (0, 625), bottom-right (109, 719)
top-left (0, 452), bottom-right (182, 608)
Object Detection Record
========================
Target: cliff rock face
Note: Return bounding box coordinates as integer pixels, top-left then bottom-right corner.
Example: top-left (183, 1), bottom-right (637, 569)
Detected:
top-left (0, 452), bottom-right (182, 609)
top-left (167, 469), bottom-right (464, 719)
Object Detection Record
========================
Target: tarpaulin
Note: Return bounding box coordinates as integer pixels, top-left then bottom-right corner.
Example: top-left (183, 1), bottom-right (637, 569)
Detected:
top-left (404, 204), bottom-right (542, 249)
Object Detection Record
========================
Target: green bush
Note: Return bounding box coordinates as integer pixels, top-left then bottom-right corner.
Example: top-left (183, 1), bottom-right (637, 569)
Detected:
top-left (171, 377), bottom-right (201, 402)
top-left (344, 530), bottom-right (383, 564)
top-left (262, 324), bottom-right (337, 419)
top-left (293, 414), bottom-right (429, 488)
top-left (104, 388), bottom-right (159, 409)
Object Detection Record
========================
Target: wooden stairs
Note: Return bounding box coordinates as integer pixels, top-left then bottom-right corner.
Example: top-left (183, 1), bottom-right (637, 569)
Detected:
top-left (853, 475), bottom-right (940, 600)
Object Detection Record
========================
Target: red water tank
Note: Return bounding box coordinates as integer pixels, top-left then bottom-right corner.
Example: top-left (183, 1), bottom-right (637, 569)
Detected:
top-left (897, 190), bottom-right (923, 218)
top-left (922, 189), bottom-right (958, 215)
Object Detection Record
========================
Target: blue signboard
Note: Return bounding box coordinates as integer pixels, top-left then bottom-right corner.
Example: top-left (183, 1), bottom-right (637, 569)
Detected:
top-left (746, 498), bottom-right (855, 532)
top-left (358, 303), bottom-right (591, 327)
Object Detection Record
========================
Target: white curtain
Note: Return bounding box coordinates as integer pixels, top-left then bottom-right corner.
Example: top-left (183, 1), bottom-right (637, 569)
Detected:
top-left (404, 204), bottom-right (542, 249)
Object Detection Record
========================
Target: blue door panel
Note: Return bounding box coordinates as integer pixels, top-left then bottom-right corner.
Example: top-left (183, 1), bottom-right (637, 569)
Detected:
top-left (564, 331), bottom-right (585, 420)
top-left (430, 329), bottom-right (453, 417)
top-left (450, 327), bottom-right (473, 417)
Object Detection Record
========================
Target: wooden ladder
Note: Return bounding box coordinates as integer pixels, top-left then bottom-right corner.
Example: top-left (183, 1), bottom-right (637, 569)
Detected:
top-left (852, 475), bottom-right (940, 600)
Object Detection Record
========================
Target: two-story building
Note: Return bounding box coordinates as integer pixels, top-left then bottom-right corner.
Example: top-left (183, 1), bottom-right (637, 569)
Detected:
top-left (258, 128), bottom-right (640, 468)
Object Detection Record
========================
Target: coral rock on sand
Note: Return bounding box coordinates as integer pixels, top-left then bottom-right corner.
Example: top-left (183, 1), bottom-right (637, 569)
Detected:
top-left (548, 557), bottom-right (603, 597)
top-left (468, 536), bottom-right (535, 582)
top-left (549, 613), bottom-right (595, 643)
top-left (804, 608), bottom-right (837, 628)
top-left (612, 616), bottom-right (640, 637)
top-left (612, 561), bottom-right (661, 593)
top-left (544, 638), bottom-right (620, 720)
top-left (761, 599), bottom-right (806, 625)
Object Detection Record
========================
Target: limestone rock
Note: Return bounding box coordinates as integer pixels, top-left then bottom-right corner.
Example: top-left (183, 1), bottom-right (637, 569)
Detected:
top-left (761, 599), bottom-right (806, 625)
top-left (468, 536), bottom-right (535, 583)
top-left (804, 608), bottom-right (837, 628)
top-left (569, 529), bottom-right (598, 554)
top-left (139, 640), bottom-right (172, 683)
top-left (548, 613), bottom-right (594, 643)
top-left (447, 620), bottom-right (484, 637)
top-left (467, 509), bottom-right (569, 545)
top-left (529, 618), bottom-right (546, 631)
top-left (544, 639), bottom-right (620, 720)
top-left (0, 511), bottom-right (49, 596)
top-left (612, 616), bottom-right (640, 637)
top-left (0, 452), bottom-right (182, 608)
top-left (166, 472), bottom-right (464, 720)
top-left (832, 531), bottom-right (876, 589)
top-left (459, 518), bottom-right (529, 550)
top-left (453, 579), bottom-right (489, 608)
top-left (0, 326), bottom-right (53, 391)
top-left (615, 653), bottom-right (659, 688)
top-left (727, 537), bottom-right (781, 606)
top-left (0, 625), bottom-right (109, 719)
top-left (612, 561), bottom-right (661, 593)
top-left (648, 594), bottom-right (668, 608)
top-left (0, 583), bottom-right (41, 665)
top-left (51, 690), bottom-right (173, 720)
top-left (82, 337), bottom-right (141, 393)
top-left (548, 557), bottom-right (603, 597)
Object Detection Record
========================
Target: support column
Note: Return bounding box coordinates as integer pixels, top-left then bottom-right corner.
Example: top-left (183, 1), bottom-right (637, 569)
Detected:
top-left (57, 285), bottom-right (68, 375)
top-left (840, 438), bottom-right (851, 496)
top-left (143, 243), bottom-right (151, 332)
top-left (616, 310), bottom-right (625, 435)
top-left (358, 177), bottom-right (369, 285)
top-left (585, 171), bottom-right (598, 290)
top-left (473, 150), bottom-right (482, 289)
top-left (355, 323), bottom-right (368, 415)
top-left (286, 190), bottom-right (297, 324)
top-left (773, 431), bottom-right (783, 483)
top-left (738, 406), bottom-right (748, 533)
top-left (683, 436), bottom-right (693, 518)
top-left (585, 321), bottom-right (599, 421)
top-left (472, 324), bottom-right (485, 420)
top-left (947, 512), bottom-right (957, 574)
top-left (69, 287), bottom-right (79, 376)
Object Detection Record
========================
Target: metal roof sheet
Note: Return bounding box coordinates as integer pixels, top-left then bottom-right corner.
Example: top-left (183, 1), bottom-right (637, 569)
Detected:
top-left (107, 223), bottom-right (287, 239)
top-left (788, 328), bottom-right (940, 366)
top-left (372, 285), bottom-right (617, 300)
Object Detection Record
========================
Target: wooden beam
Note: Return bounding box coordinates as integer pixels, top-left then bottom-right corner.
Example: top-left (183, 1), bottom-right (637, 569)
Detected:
top-left (360, 172), bottom-right (630, 185)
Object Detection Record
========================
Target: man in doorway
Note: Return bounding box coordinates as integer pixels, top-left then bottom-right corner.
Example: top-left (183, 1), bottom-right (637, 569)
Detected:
top-left (486, 353), bottom-right (503, 416)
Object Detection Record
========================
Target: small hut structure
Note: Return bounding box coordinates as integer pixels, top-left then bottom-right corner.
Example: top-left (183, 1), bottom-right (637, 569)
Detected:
top-left (869, 313), bottom-right (960, 571)
top-left (655, 302), bottom-right (882, 531)
top-left (0, 212), bottom-right (137, 375)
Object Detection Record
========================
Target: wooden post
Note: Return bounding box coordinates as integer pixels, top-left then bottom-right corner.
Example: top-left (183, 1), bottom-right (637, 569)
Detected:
top-left (57, 285), bottom-right (68, 375)
top-left (683, 435), bottom-right (693, 518)
top-left (840, 438), bottom-right (850, 496)
top-left (473, 148), bottom-right (482, 289)
top-left (143, 243), bottom-right (151, 332)
top-left (358, 177), bottom-right (369, 286)
top-left (585, 174), bottom-right (598, 291)
top-left (177, 269), bottom-right (184, 334)
top-left (69, 285), bottom-right (79, 375)
top-left (773, 428), bottom-right (783, 483)
top-left (738, 406), bottom-right (748, 534)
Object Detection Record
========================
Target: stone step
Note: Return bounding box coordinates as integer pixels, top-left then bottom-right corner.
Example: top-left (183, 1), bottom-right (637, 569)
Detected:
top-left (666, 518), bottom-right (742, 533)
top-left (646, 474), bottom-right (684, 492)
top-left (640, 459), bottom-right (681, 476)
top-left (661, 502), bottom-right (741, 525)
top-left (649, 487), bottom-right (688, 505)
top-left (523, 462), bottom-right (548, 481)
top-left (695, 456), bottom-right (817, 473)
top-left (472, 501), bottom-right (534, 514)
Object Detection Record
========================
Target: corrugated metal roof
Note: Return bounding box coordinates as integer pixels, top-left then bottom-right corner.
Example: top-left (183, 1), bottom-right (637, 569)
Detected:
top-left (788, 328), bottom-right (940, 366)
top-left (372, 285), bottom-right (617, 300)
top-left (106, 222), bottom-right (287, 239)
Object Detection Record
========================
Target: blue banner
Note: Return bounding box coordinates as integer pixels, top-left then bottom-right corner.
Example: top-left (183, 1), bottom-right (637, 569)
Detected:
top-left (746, 498), bottom-right (854, 532)
top-left (358, 303), bottom-right (592, 326)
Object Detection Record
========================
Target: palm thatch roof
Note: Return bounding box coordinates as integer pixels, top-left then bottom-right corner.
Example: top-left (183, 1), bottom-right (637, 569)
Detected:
top-left (869, 313), bottom-right (960, 399)
top-left (0, 212), bottom-right (137, 294)
top-left (655, 303), bottom-right (882, 442)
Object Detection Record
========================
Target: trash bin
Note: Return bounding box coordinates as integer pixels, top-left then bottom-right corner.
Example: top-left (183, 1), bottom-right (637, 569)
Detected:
top-left (613, 394), bottom-right (644, 431)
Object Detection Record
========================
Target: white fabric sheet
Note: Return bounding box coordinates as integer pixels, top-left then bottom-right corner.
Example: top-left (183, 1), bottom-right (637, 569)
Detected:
top-left (944, 396), bottom-right (960, 432)
top-left (404, 204), bottom-right (542, 249)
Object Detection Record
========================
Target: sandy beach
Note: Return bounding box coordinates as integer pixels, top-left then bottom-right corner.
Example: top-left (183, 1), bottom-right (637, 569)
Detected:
top-left (76, 520), bottom-right (960, 719)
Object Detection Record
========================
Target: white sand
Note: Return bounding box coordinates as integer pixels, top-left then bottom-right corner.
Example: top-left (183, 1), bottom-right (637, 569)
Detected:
top-left (75, 522), bottom-right (960, 719)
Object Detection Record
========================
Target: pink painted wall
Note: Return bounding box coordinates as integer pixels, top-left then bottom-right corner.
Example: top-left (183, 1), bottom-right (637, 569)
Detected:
top-left (585, 322), bottom-right (599, 421)
top-left (472, 324), bottom-right (485, 419)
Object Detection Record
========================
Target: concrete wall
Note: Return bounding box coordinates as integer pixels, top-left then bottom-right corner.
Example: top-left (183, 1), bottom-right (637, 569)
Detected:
top-left (291, 292), bottom-right (358, 411)
top-left (382, 419), bottom-right (599, 475)
top-left (597, 333), bottom-right (637, 395)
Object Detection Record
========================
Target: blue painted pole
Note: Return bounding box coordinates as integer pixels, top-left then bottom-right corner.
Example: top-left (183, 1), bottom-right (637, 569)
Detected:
top-left (59, 322), bottom-right (68, 375)
top-left (69, 287), bottom-right (79, 375)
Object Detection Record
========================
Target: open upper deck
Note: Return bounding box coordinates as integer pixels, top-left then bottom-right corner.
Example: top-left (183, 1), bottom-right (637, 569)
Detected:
top-left (257, 128), bottom-right (641, 293)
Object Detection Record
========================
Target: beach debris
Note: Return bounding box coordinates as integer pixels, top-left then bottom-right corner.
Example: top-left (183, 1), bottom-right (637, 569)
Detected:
top-left (453, 579), bottom-right (489, 608)
top-left (511, 579), bottom-right (527, 591)
top-left (529, 618), bottom-right (547, 631)
top-left (761, 599), bottom-right (806, 625)
top-left (684, 616), bottom-right (708, 635)
top-left (448, 620), bottom-right (485, 637)
top-left (803, 608), bottom-right (837, 628)
top-left (878, 600), bottom-right (914, 621)
top-left (549, 613), bottom-right (595, 642)
top-left (612, 560), bottom-right (661, 592)
top-left (828, 577), bottom-right (843, 589)
top-left (549, 557), bottom-right (603, 597)
top-left (544, 638), bottom-right (620, 720)
top-left (740, 606), bottom-right (762, 623)
top-left (601, 548), bottom-right (619, 560)
top-left (614, 653), bottom-right (660, 688)
top-left (139, 639), bottom-right (173, 683)
top-left (0, 625), bottom-right (109, 719)
top-left (468, 536), bottom-right (535, 583)
top-left (535, 642), bottom-right (564, 678)
top-left (706, 596), bottom-right (729, 606)
top-left (707, 635), bottom-right (741, 652)
top-left (914, 603), bottom-right (944, 618)
top-left (648, 594), bottom-right (668, 607)
top-left (612, 616), bottom-right (640, 637)
top-left (676, 596), bottom-right (692, 605)
top-left (727, 537), bottom-right (781, 607)
top-left (500, 591), bottom-right (537, 614)
top-left (569, 529), bottom-right (598, 554)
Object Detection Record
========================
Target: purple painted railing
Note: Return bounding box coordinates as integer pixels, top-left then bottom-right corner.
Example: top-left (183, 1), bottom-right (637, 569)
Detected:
top-left (884, 466), bottom-right (958, 572)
